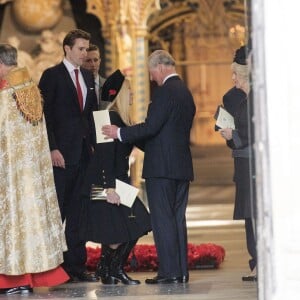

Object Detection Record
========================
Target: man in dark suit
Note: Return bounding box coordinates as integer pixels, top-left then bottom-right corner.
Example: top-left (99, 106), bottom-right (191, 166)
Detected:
top-left (103, 50), bottom-right (196, 284)
top-left (39, 29), bottom-right (98, 282)
top-left (82, 44), bottom-right (107, 109)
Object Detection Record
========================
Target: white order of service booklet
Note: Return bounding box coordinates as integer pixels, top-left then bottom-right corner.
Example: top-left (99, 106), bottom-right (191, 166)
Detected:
top-left (93, 110), bottom-right (113, 143)
top-left (216, 106), bottom-right (235, 129)
top-left (91, 179), bottom-right (139, 208)
top-left (115, 179), bottom-right (139, 207)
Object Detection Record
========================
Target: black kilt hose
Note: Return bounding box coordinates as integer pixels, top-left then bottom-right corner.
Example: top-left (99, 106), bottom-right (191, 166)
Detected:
top-left (80, 111), bottom-right (151, 244)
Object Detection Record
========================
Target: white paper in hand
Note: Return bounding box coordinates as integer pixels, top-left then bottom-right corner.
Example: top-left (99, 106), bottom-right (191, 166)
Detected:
top-left (216, 106), bottom-right (235, 129)
top-left (93, 110), bottom-right (113, 143)
top-left (116, 179), bottom-right (139, 208)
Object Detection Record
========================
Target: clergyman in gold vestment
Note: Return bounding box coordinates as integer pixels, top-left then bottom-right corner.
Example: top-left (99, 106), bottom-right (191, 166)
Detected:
top-left (0, 44), bottom-right (68, 295)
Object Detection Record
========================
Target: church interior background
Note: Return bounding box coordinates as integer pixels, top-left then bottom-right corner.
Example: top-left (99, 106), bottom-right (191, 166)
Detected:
top-left (0, 0), bottom-right (248, 146)
top-left (0, 0), bottom-right (249, 184)
top-left (0, 1), bottom-right (259, 299)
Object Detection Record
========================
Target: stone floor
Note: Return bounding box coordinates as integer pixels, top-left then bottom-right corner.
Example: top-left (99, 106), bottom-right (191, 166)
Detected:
top-left (0, 146), bottom-right (258, 299)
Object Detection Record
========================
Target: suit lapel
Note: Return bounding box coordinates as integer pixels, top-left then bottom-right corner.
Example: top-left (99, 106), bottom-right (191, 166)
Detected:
top-left (81, 68), bottom-right (94, 113)
top-left (81, 69), bottom-right (88, 113)
top-left (59, 63), bottom-right (82, 111)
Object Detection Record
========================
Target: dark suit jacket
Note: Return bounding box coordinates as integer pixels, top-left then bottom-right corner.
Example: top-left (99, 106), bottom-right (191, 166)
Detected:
top-left (214, 87), bottom-right (246, 132)
top-left (39, 62), bottom-right (97, 165)
top-left (223, 87), bottom-right (246, 117)
top-left (121, 76), bottom-right (196, 181)
top-left (223, 87), bottom-right (247, 149)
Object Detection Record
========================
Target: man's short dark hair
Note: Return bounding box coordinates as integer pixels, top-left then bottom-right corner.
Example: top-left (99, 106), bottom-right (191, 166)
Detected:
top-left (87, 44), bottom-right (99, 52)
top-left (62, 29), bottom-right (91, 55)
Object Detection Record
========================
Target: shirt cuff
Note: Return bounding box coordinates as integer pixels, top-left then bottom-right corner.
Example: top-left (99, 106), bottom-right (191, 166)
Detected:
top-left (117, 128), bottom-right (122, 141)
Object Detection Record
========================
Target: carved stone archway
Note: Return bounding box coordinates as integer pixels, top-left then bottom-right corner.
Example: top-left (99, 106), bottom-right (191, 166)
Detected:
top-left (148, 0), bottom-right (248, 145)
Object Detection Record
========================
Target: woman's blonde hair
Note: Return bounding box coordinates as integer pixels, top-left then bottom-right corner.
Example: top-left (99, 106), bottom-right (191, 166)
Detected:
top-left (231, 62), bottom-right (250, 92)
top-left (107, 78), bottom-right (132, 126)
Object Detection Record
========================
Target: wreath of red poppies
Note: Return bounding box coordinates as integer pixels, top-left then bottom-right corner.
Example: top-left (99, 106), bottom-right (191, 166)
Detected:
top-left (86, 243), bottom-right (225, 271)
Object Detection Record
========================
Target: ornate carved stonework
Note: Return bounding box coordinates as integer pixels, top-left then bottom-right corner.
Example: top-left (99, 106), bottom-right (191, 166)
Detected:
top-left (11, 0), bottom-right (63, 32)
top-left (6, 31), bottom-right (64, 83)
top-left (146, 0), bottom-right (248, 145)
top-left (86, 0), bottom-right (160, 32)
top-left (87, 0), bottom-right (160, 74)
top-left (86, 0), bottom-right (247, 147)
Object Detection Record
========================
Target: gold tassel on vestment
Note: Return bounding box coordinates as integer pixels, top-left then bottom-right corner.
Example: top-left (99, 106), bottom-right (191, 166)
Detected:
top-left (5, 67), bottom-right (43, 125)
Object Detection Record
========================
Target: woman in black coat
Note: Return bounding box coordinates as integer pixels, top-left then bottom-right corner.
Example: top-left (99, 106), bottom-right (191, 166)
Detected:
top-left (219, 48), bottom-right (257, 281)
top-left (81, 70), bottom-right (151, 285)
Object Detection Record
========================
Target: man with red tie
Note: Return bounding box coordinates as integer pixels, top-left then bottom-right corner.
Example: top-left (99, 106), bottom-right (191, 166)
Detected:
top-left (39, 29), bottom-right (98, 282)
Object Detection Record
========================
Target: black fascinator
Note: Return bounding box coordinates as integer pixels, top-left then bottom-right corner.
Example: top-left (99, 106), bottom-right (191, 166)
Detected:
top-left (233, 46), bottom-right (247, 65)
top-left (101, 69), bottom-right (125, 102)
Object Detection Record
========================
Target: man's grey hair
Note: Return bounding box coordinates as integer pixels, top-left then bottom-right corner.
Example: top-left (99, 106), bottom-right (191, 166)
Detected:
top-left (148, 50), bottom-right (175, 68)
top-left (0, 44), bottom-right (17, 66)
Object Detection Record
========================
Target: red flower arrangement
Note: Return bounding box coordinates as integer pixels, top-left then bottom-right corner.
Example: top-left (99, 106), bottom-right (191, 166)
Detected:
top-left (86, 243), bottom-right (225, 272)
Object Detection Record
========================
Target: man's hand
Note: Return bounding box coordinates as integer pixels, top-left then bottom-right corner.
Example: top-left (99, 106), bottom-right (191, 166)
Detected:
top-left (102, 125), bottom-right (119, 139)
top-left (106, 189), bottom-right (120, 206)
top-left (51, 149), bottom-right (65, 168)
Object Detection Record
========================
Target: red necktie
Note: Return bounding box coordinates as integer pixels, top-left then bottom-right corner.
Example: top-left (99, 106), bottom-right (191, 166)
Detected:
top-left (74, 69), bottom-right (83, 111)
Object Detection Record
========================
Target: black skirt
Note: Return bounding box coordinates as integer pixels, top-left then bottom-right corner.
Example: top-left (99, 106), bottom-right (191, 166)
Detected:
top-left (82, 194), bottom-right (151, 244)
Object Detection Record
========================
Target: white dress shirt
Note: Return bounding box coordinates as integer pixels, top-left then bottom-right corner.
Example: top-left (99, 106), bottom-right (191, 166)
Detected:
top-left (63, 58), bottom-right (87, 108)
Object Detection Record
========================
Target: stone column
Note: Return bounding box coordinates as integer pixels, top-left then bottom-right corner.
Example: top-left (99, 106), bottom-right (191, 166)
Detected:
top-left (252, 0), bottom-right (300, 298)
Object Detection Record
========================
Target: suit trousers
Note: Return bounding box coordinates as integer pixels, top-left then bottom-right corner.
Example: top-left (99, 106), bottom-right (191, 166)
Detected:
top-left (145, 178), bottom-right (189, 278)
top-left (245, 217), bottom-right (257, 271)
top-left (53, 144), bottom-right (90, 276)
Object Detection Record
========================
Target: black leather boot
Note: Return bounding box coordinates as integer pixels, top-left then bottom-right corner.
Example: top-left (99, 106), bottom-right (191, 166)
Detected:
top-left (96, 245), bottom-right (118, 284)
top-left (110, 240), bottom-right (140, 285)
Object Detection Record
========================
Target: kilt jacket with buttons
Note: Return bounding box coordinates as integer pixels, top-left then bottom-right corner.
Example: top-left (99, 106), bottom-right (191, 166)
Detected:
top-left (82, 111), bottom-right (133, 192)
top-left (80, 111), bottom-right (151, 244)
